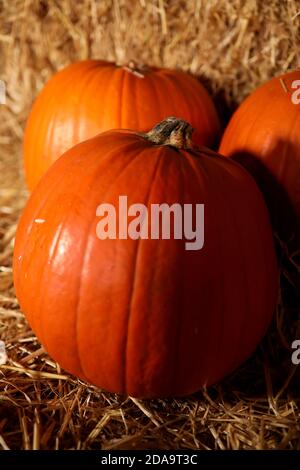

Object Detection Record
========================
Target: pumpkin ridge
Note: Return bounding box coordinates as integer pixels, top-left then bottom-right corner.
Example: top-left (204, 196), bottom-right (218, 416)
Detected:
top-left (124, 65), bottom-right (144, 131)
top-left (123, 148), bottom-right (163, 394)
top-left (131, 68), bottom-right (144, 132)
top-left (119, 67), bottom-right (127, 129)
top-left (179, 150), bottom-right (220, 384)
top-left (73, 64), bottom-right (110, 141)
top-left (73, 217), bottom-right (102, 384)
top-left (170, 152), bottom-right (187, 391)
top-left (75, 142), bottom-right (148, 387)
top-left (146, 149), bottom-right (186, 395)
top-left (124, 67), bottom-right (139, 130)
top-left (105, 66), bottom-right (124, 131)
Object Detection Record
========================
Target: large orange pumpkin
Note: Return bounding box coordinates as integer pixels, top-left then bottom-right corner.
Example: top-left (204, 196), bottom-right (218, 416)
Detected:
top-left (14, 118), bottom-right (278, 398)
top-left (24, 60), bottom-right (221, 191)
top-left (219, 71), bottom-right (300, 246)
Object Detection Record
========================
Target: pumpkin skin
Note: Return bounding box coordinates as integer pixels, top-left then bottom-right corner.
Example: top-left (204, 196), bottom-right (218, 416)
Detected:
top-left (14, 118), bottom-right (278, 398)
top-left (23, 60), bottom-right (221, 191)
top-left (219, 71), bottom-right (300, 245)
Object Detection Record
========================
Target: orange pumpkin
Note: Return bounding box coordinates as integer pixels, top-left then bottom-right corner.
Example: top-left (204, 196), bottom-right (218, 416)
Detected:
top-left (24, 60), bottom-right (221, 191)
top-left (219, 71), bottom-right (300, 245)
top-left (14, 118), bottom-right (278, 398)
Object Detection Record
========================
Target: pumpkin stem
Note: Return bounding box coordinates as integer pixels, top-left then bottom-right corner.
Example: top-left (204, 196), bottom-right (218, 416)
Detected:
top-left (144, 117), bottom-right (194, 150)
top-left (122, 61), bottom-right (145, 78)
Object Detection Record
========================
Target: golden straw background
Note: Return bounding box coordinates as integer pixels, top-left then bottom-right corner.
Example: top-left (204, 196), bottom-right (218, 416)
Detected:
top-left (1, 0), bottom-right (300, 450)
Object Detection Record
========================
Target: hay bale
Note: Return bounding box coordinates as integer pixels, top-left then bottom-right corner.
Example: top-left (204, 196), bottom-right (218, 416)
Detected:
top-left (0, 0), bottom-right (300, 450)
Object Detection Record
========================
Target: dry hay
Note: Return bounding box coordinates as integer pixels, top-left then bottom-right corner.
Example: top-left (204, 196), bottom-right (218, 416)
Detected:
top-left (1, 0), bottom-right (300, 450)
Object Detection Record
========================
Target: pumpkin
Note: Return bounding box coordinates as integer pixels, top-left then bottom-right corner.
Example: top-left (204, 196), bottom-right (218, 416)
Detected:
top-left (14, 117), bottom-right (278, 398)
top-left (24, 60), bottom-right (221, 191)
top-left (219, 71), bottom-right (300, 246)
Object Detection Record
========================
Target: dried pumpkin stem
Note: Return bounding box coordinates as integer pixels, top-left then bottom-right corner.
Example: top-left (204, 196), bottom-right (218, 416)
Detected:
top-left (122, 61), bottom-right (145, 78)
top-left (143, 116), bottom-right (194, 150)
